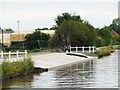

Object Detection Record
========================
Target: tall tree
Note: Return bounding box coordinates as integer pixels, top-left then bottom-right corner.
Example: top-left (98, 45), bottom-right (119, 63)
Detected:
top-left (55, 12), bottom-right (82, 26)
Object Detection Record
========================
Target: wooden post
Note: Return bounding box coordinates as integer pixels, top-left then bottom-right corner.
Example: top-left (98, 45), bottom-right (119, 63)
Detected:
top-left (89, 46), bottom-right (91, 53)
top-left (1, 51), bottom-right (3, 59)
top-left (9, 51), bottom-right (11, 60)
top-left (92, 46), bottom-right (95, 53)
top-left (82, 46), bottom-right (84, 53)
top-left (76, 46), bottom-right (78, 53)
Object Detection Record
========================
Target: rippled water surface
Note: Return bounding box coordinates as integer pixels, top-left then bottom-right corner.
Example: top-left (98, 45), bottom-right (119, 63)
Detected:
top-left (2, 50), bottom-right (119, 88)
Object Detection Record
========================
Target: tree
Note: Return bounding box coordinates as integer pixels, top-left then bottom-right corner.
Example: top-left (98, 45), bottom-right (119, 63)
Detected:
top-left (97, 28), bottom-right (112, 46)
top-left (55, 12), bottom-right (82, 26)
top-left (25, 30), bottom-right (50, 41)
top-left (4, 28), bottom-right (14, 33)
top-left (49, 20), bottom-right (96, 48)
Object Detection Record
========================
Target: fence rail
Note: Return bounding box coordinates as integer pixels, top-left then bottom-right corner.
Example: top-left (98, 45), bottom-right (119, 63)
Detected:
top-left (0, 50), bottom-right (28, 60)
top-left (69, 46), bottom-right (95, 53)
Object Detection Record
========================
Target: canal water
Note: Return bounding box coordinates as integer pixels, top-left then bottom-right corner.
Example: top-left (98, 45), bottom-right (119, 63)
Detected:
top-left (2, 50), bottom-right (119, 88)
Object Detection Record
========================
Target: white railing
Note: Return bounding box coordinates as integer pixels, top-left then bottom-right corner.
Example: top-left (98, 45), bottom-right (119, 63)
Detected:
top-left (0, 50), bottom-right (28, 60)
top-left (69, 46), bottom-right (95, 53)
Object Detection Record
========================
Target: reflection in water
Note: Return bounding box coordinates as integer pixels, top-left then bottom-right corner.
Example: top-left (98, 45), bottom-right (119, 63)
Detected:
top-left (2, 50), bottom-right (119, 88)
top-left (2, 74), bottom-right (34, 88)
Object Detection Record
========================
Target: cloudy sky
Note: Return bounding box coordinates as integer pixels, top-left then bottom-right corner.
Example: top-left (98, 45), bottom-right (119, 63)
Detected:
top-left (0, 0), bottom-right (119, 33)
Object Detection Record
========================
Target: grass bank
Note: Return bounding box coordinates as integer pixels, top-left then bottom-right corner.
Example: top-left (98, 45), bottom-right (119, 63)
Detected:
top-left (96, 46), bottom-right (114, 58)
top-left (113, 45), bottom-right (120, 49)
top-left (0, 57), bottom-right (34, 80)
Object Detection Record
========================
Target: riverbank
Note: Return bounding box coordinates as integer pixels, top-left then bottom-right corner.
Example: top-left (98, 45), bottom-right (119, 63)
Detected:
top-left (1, 57), bottom-right (34, 80)
top-left (96, 45), bottom-right (115, 58)
top-left (113, 45), bottom-right (120, 49)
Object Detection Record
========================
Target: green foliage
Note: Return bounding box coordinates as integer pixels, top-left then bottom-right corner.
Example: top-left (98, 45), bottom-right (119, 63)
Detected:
top-left (113, 45), bottom-right (120, 49)
top-left (97, 47), bottom-right (112, 58)
top-left (25, 30), bottom-right (50, 41)
top-left (112, 36), bottom-right (120, 45)
top-left (1, 57), bottom-right (34, 79)
top-left (49, 19), bottom-right (96, 48)
top-left (112, 18), bottom-right (120, 34)
top-left (4, 28), bottom-right (14, 33)
top-left (96, 28), bottom-right (112, 46)
top-left (55, 12), bottom-right (82, 26)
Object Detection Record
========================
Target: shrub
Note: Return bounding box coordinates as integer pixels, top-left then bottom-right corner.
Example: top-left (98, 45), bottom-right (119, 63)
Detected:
top-left (1, 57), bottom-right (34, 79)
top-left (97, 46), bottom-right (113, 58)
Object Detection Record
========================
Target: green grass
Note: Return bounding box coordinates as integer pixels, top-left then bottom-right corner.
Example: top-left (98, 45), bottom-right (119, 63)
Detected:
top-left (1, 57), bottom-right (34, 79)
top-left (96, 46), bottom-right (112, 58)
top-left (113, 45), bottom-right (120, 49)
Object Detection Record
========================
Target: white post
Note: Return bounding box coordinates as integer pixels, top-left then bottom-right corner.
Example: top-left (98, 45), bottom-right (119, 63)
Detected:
top-left (92, 46), bottom-right (95, 53)
top-left (70, 47), bottom-right (71, 52)
top-left (76, 46), bottom-right (78, 53)
top-left (82, 46), bottom-right (84, 53)
top-left (1, 51), bottom-right (3, 59)
top-left (16, 51), bottom-right (19, 61)
top-left (25, 50), bottom-right (27, 58)
top-left (89, 46), bottom-right (91, 53)
top-left (9, 51), bottom-right (11, 60)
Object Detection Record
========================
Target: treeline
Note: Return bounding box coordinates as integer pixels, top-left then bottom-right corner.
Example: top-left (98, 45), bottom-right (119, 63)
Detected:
top-left (49, 13), bottom-right (120, 48)
top-left (7, 12), bottom-right (120, 51)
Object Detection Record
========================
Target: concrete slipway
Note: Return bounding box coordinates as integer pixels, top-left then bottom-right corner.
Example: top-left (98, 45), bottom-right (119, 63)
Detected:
top-left (31, 53), bottom-right (97, 70)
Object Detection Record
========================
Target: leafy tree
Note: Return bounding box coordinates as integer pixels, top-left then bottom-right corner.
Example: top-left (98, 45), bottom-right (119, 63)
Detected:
top-left (4, 28), bottom-right (14, 33)
top-left (97, 28), bottom-right (112, 46)
top-left (55, 12), bottom-right (82, 26)
top-left (25, 30), bottom-right (50, 41)
top-left (49, 20), bottom-right (96, 48)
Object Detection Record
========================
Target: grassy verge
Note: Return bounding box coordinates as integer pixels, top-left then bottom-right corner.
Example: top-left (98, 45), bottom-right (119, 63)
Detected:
top-left (113, 45), bottom-right (120, 49)
top-left (96, 46), bottom-right (114, 58)
top-left (0, 57), bottom-right (34, 79)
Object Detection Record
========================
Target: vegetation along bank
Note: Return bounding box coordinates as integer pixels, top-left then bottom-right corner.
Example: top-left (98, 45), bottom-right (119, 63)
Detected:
top-left (0, 57), bottom-right (34, 80)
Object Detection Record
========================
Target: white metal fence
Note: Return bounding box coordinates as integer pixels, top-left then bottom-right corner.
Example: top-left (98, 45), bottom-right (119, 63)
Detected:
top-left (69, 46), bottom-right (95, 53)
top-left (0, 50), bottom-right (28, 61)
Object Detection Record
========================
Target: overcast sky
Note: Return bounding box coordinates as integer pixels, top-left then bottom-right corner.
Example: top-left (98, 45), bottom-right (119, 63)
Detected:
top-left (0, 0), bottom-right (119, 33)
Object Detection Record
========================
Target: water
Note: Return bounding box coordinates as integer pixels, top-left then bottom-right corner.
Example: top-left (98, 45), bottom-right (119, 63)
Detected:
top-left (2, 50), bottom-right (119, 88)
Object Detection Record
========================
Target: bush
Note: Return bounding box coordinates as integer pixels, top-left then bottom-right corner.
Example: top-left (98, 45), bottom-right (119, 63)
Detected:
top-left (1, 57), bottom-right (34, 79)
top-left (97, 46), bottom-right (113, 58)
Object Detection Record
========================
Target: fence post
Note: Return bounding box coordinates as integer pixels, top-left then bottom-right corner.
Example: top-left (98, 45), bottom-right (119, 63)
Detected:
top-left (76, 46), bottom-right (78, 53)
top-left (9, 51), bottom-right (11, 60)
top-left (16, 51), bottom-right (19, 60)
top-left (92, 46), bottom-right (95, 53)
top-left (89, 46), bottom-right (91, 53)
top-left (70, 46), bottom-right (71, 52)
top-left (25, 50), bottom-right (27, 58)
top-left (1, 51), bottom-right (3, 59)
top-left (82, 46), bottom-right (84, 53)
